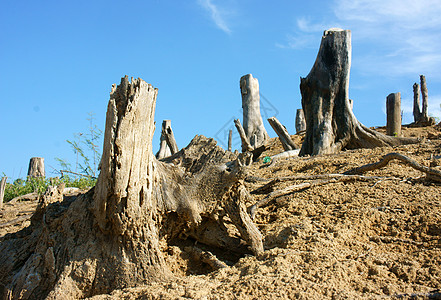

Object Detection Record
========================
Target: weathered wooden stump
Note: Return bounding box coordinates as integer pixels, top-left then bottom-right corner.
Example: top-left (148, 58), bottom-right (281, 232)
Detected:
top-left (0, 177), bottom-right (7, 208)
top-left (295, 109), bottom-right (306, 134)
top-left (386, 92), bottom-right (401, 137)
top-left (27, 157), bottom-right (45, 178)
top-left (240, 74), bottom-right (269, 148)
top-left (299, 28), bottom-right (418, 156)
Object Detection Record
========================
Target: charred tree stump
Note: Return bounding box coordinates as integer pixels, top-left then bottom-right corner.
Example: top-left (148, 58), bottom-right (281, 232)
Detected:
top-left (0, 76), bottom-right (263, 299)
top-left (156, 120), bottom-right (172, 159)
top-left (0, 177), bottom-right (6, 208)
top-left (240, 74), bottom-right (269, 148)
top-left (27, 157), bottom-right (45, 178)
top-left (413, 83), bottom-right (422, 123)
top-left (267, 117), bottom-right (298, 151)
top-left (228, 129), bottom-right (233, 151)
top-left (386, 93), bottom-right (401, 137)
top-left (299, 28), bottom-right (418, 156)
top-left (295, 109), bottom-right (306, 134)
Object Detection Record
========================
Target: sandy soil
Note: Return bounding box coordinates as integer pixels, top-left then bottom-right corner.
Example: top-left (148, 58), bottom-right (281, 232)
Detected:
top-left (1, 126), bottom-right (440, 299)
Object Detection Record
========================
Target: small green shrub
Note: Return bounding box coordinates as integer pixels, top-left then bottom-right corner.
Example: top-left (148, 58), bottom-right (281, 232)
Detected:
top-left (2, 175), bottom-right (96, 202)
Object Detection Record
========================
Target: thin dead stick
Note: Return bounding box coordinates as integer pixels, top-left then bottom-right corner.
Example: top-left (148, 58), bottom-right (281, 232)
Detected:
top-left (234, 119), bottom-right (253, 152)
top-left (344, 152), bottom-right (441, 181)
top-left (60, 170), bottom-right (96, 179)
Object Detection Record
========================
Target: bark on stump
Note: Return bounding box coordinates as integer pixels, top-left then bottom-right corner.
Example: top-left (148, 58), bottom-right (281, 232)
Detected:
top-left (386, 92), bottom-right (401, 137)
top-left (0, 177), bottom-right (6, 208)
top-left (295, 109), bottom-right (306, 134)
top-left (240, 74), bottom-right (269, 148)
top-left (27, 157), bottom-right (45, 178)
top-left (267, 117), bottom-right (298, 151)
top-left (299, 28), bottom-right (418, 156)
top-left (0, 76), bottom-right (263, 299)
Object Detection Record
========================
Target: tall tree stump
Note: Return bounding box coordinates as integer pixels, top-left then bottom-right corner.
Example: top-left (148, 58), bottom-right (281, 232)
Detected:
top-left (27, 157), bottom-right (45, 178)
top-left (386, 93), bottom-right (401, 137)
top-left (295, 109), bottom-right (306, 133)
top-left (0, 177), bottom-right (6, 208)
top-left (240, 74), bottom-right (269, 148)
top-left (156, 120), bottom-right (172, 159)
top-left (299, 28), bottom-right (418, 156)
top-left (420, 75), bottom-right (429, 120)
top-left (0, 76), bottom-right (263, 299)
top-left (228, 129), bottom-right (233, 151)
top-left (413, 83), bottom-right (422, 123)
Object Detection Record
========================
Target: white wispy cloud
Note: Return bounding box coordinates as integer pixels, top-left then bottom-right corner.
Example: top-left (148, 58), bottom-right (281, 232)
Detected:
top-left (279, 0), bottom-right (441, 77)
top-left (197, 0), bottom-right (232, 34)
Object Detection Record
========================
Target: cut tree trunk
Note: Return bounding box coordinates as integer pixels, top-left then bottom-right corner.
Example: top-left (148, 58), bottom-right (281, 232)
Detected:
top-left (267, 117), bottom-right (298, 151)
top-left (240, 74), bottom-right (269, 148)
top-left (0, 177), bottom-right (6, 208)
top-left (299, 28), bottom-right (418, 156)
top-left (420, 75), bottom-right (428, 120)
top-left (0, 76), bottom-right (263, 299)
top-left (295, 109), bottom-right (306, 134)
top-left (413, 83), bottom-right (422, 123)
top-left (156, 120), bottom-right (172, 159)
top-left (27, 157), bottom-right (45, 178)
top-left (228, 129), bottom-right (232, 151)
top-left (386, 92), bottom-right (401, 137)
top-left (162, 120), bottom-right (179, 155)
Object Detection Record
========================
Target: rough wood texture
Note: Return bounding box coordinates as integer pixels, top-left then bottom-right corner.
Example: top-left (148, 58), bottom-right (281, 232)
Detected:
top-left (156, 120), bottom-right (172, 159)
top-left (299, 28), bottom-right (418, 156)
top-left (0, 177), bottom-right (6, 208)
top-left (386, 93), bottom-right (401, 137)
top-left (295, 109), bottom-right (306, 133)
top-left (267, 117), bottom-right (298, 151)
top-left (420, 75), bottom-right (428, 120)
top-left (228, 129), bottom-right (232, 152)
top-left (27, 157), bottom-right (45, 178)
top-left (0, 76), bottom-right (264, 299)
top-left (413, 83), bottom-right (422, 123)
top-left (234, 119), bottom-right (253, 152)
top-left (163, 120), bottom-right (179, 154)
top-left (240, 74), bottom-right (269, 148)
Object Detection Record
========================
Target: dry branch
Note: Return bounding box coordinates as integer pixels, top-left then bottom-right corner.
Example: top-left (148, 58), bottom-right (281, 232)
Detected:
top-left (267, 117), bottom-right (298, 151)
top-left (234, 119), bottom-right (253, 152)
top-left (344, 152), bottom-right (441, 182)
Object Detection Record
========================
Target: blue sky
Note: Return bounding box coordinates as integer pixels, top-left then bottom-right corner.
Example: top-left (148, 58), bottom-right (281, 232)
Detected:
top-left (2, 0), bottom-right (441, 180)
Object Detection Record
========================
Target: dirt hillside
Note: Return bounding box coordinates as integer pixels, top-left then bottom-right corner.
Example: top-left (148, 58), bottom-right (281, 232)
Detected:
top-left (1, 125), bottom-right (440, 299)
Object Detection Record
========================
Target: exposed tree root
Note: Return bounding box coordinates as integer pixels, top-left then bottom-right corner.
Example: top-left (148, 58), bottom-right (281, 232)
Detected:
top-left (249, 174), bottom-right (399, 219)
top-left (344, 152), bottom-right (441, 182)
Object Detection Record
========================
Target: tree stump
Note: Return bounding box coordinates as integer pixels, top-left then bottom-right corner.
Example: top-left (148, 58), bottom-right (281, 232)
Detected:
top-left (420, 75), bottom-right (429, 120)
top-left (156, 120), bottom-right (172, 159)
top-left (0, 76), bottom-right (263, 299)
top-left (413, 83), bottom-right (422, 123)
top-left (0, 177), bottom-right (6, 208)
top-left (228, 129), bottom-right (233, 151)
top-left (27, 157), bottom-right (45, 178)
top-left (386, 93), bottom-right (401, 137)
top-left (240, 74), bottom-right (269, 148)
top-left (295, 109), bottom-right (306, 134)
top-left (299, 28), bottom-right (418, 156)
top-left (267, 117), bottom-right (298, 151)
